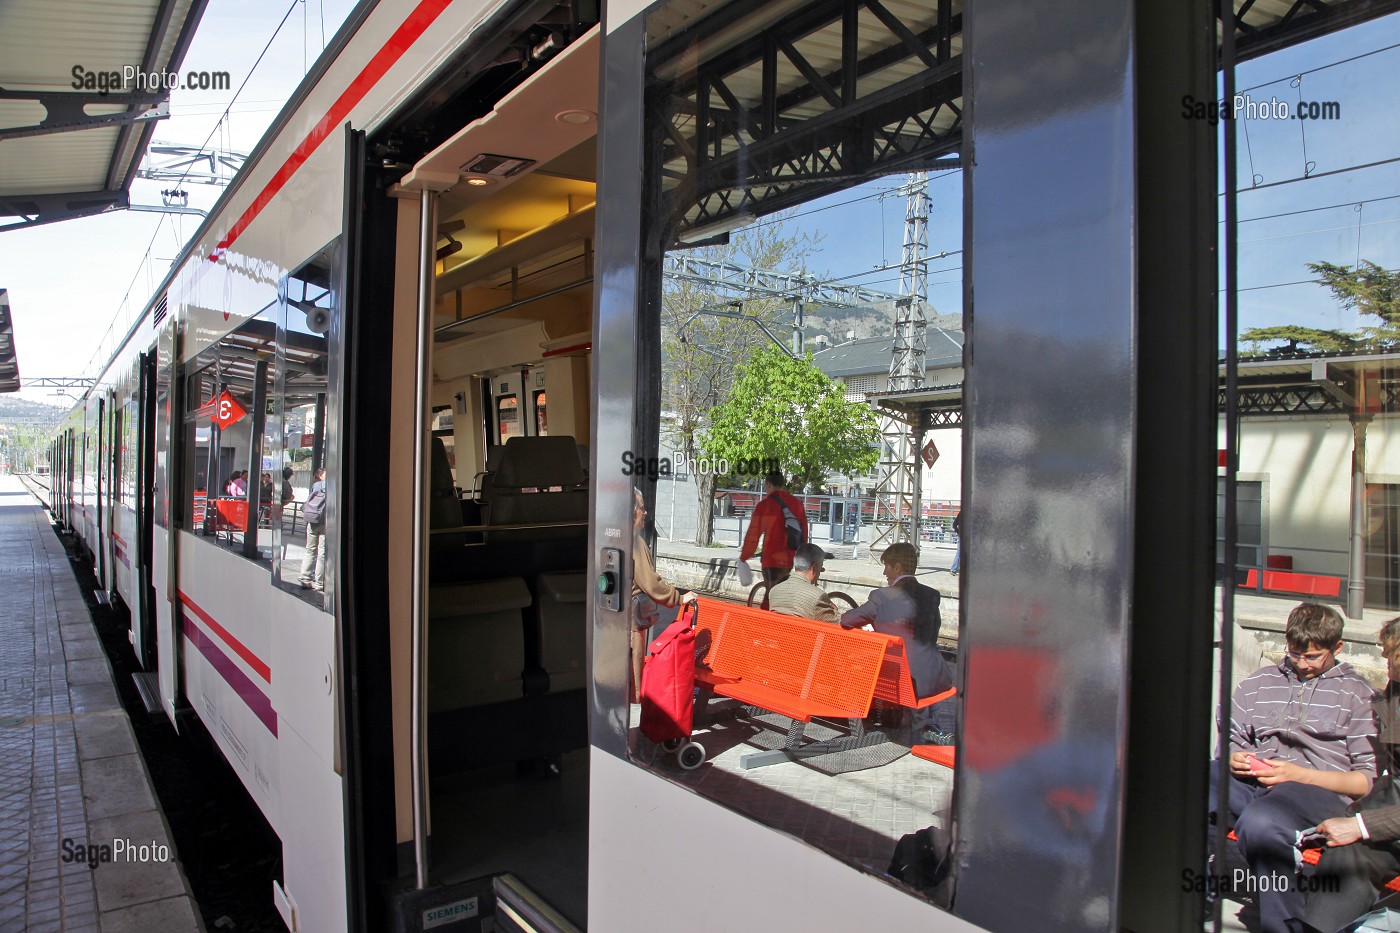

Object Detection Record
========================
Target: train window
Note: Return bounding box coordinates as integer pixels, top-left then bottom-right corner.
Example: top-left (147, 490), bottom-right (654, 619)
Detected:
top-left (533, 389), bottom-right (548, 436)
top-left (432, 408), bottom-right (456, 485)
top-left (498, 395), bottom-right (520, 442)
top-left (272, 246), bottom-right (339, 610)
top-left (632, 0), bottom-right (963, 906)
top-left (120, 396), bottom-right (138, 513)
top-left (179, 302), bottom-right (279, 566)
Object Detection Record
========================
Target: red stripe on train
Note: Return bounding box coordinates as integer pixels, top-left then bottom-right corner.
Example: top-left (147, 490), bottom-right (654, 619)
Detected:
top-left (177, 590), bottom-right (272, 683)
top-left (209, 0), bottom-right (454, 261)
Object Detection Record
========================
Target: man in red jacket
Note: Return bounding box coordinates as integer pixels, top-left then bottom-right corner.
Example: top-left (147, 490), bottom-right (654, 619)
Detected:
top-left (740, 471), bottom-right (808, 588)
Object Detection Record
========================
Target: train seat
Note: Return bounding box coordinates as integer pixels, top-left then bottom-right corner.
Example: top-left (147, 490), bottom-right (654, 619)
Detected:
top-left (486, 436), bottom-right (588, 547)
top-left (428, 577), bottom-right (532, 710)
top-left (536, 572), bottom-right (588, 692)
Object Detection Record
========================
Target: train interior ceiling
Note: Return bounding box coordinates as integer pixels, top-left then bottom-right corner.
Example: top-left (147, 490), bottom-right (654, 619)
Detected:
top-left (381, 24), bottom-right (601, 926)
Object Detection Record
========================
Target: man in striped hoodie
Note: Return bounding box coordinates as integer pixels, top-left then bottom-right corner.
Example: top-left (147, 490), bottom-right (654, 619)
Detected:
top-left (1213, 602), bottom-right (1378, 933)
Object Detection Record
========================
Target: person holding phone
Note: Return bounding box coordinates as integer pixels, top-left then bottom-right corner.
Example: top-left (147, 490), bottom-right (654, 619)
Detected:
top-left (1210, 602), bottom-right (1378, 933)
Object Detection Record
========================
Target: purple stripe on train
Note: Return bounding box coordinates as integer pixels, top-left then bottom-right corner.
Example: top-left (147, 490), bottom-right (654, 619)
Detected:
top-left (181, 615), bottom-right (278, 737)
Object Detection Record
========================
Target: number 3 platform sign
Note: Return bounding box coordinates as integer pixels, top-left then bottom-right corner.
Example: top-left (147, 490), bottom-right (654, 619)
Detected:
top-left (211, 390), bottom-right (247, 429)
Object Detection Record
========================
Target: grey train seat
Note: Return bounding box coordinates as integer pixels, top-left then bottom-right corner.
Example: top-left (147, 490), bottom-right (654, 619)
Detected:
top-left (428, 578), bottom-right (532, 710)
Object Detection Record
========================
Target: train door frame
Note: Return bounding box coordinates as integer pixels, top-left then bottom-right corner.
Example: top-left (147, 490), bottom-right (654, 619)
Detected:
top-left (109, 390), bottom-right (124, 599)
top-left (135, 350), bottom-right (159, 669)
top-left (337, 124), bottom-right (398, 933)
top-left (159, 324), bottom-right (186, 725)
top-left (95, 396), bottom-right (106, 587)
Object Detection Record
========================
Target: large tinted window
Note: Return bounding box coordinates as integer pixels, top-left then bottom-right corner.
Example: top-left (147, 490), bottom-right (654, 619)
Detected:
top-left (180, 306), bottom-right (278, 565)
top-left (272, 247), bottom-right (339, 611)
top-left (632, 0), bottom-right (964, 906)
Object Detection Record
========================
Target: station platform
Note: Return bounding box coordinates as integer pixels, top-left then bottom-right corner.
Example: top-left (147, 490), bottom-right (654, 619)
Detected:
top-left (0, 476), bottom-right (202, 932)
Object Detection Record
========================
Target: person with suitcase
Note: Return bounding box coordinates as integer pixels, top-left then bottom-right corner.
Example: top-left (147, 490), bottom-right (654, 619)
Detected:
top-left (631, 488), bottom-right (695, 703)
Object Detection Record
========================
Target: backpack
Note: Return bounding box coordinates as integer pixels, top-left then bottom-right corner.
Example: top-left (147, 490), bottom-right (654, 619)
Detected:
top-left (771, 493), bottom-right (805, 551)
top-left (303, 486), bottom-right (327, 526)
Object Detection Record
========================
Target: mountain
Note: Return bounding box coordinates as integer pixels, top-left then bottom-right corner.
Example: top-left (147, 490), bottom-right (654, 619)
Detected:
top-left (0, 396), bottom-right (67, 427)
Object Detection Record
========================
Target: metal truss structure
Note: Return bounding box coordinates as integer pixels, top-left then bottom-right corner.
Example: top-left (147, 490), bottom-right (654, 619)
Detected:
top-left (1229, 382), bottom-right (1400, 417)
top-left (662, 254), bottom-right (903, 355)
top-left (23, 377), bottom-right (98, 391)
top-left (872, 173), bottom-right (930, 553)
top-left (136, 142), bottom-right (248, 187)
top-left (649, 0), bottom-right (962, 241)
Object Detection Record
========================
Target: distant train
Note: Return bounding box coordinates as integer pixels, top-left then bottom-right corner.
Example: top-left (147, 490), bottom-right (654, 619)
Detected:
top-left (47, 0), bottom-right (1382, 931)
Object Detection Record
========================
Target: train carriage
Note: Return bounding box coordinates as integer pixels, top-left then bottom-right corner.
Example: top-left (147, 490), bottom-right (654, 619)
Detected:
top-left (46, 0), bottom-right (1400, 930)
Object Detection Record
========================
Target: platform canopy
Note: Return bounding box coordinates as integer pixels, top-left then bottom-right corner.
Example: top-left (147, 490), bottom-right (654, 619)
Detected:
top-left (0, 0), bottom-right (210, 232)
top-left (0, 290), bottom-right (18, 393)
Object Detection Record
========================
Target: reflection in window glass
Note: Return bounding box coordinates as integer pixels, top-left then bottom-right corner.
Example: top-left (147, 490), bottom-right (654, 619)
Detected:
top-left (180, 306), bottom-right (278, 564)
top-left (498, 395), bottom-right (519, 442)
top-left (635, 0), bottom-right (963, 906)
top-left (433, 408), bottom-right (457, 486)
top-left (272, 247), bottom-right (338, 611)
top-left (534, 389), bottom-right (548, 436)
top-left (1211, 14), bottom-right (1400, 931)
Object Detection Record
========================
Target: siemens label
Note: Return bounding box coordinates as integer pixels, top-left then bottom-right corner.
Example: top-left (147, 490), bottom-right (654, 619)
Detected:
top-left (422, 896), bottom-right (479, 929)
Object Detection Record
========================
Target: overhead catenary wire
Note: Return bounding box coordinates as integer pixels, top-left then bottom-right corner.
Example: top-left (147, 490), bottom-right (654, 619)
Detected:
top-left (1238, 39), bottom-right (1400, 96)
top-left (82, 0), bottom-right (307, 380)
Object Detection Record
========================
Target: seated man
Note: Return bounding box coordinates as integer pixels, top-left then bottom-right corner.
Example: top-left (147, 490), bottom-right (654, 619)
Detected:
top-left (1211, 602), bottom-right (1376, 933)
top-left (839, 542), bottom-right (953, 744)
top-left (1298, 617), bottom-right (1400, 933)
top-left (767, 543), bottom-right (838, 624)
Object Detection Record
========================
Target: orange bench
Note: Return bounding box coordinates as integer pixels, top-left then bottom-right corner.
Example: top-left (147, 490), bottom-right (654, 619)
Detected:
top-left (873, 638), bottom-right (957, 711)
top-left (692, 597), bottom-right (891, 769)
top-left (873, 636), bottom-right (959, 768)
top-left (912, 745), bottom-right (956, 768)
top-left (1240, 568), bottom-right (1342, 599)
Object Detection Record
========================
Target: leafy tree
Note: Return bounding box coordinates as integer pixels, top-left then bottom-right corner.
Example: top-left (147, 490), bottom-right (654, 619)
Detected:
top-left (701, 345), bottom-right (879, 493)
top-left (1238, 325), bottom-right (1359, 355)
top-left (661, 215), bottom-right (821, 545)
top-left (1241, 261), bottom-right (1400, 353)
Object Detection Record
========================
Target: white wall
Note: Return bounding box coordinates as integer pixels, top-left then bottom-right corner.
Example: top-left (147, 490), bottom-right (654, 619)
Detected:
top-left (1230, 415), bottom-right (1400, 576)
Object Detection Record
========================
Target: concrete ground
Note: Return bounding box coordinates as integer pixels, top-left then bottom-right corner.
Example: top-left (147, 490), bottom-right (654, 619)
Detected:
top-left (0, 476), bottom-right (202, 933)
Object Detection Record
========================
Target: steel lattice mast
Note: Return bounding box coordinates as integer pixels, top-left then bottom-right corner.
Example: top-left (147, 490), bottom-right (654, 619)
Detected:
top-left (871, 173), bottom-right (930, 554)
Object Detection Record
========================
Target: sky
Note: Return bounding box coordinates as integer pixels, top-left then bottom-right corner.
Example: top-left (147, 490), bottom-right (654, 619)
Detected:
top-left (4, 4), bottom-right (1399, 407)
top-left (2, 0), bottom-right (358, 408)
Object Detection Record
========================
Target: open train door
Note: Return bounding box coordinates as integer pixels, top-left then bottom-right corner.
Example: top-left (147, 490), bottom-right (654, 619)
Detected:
top-left (337, 122), bottom-right (400, 932)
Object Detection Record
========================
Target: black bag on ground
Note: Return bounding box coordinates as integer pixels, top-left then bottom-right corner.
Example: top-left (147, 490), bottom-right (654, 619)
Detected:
top-left (888, 824), bottom-right (954, 907)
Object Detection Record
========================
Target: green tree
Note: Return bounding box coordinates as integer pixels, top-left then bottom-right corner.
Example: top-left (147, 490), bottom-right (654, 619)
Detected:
top-left (700, 345), bottom-right (879, 493)
top-left (661, 214), bottom-right (821, 545)
top-left (1241, 260), bottom-right (1400, 353)
top-left (1238, 324), bottom-right (1359, 355)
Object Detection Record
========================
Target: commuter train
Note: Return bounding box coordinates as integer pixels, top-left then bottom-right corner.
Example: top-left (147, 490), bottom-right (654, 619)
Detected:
top-left (44, 0), bottom-right (1394, 930)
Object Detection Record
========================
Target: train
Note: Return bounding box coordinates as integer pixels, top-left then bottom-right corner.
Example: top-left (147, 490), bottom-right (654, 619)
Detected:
top-left (41, 0), bottom-right (1397, 930)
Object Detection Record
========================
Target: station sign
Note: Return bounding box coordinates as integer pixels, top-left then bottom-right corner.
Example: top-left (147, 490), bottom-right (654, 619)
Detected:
top-left (211, 391), bottom-right (247, 430)
top-left (922, 439), bottom-right (939, 469)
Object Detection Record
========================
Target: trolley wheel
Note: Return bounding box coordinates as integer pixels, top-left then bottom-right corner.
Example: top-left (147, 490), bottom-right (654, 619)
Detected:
top-left (746, 582), bottom-right (770, 608)
top-left (677, 742), bottom-right (706, 770)
top-left (827, 591), bottom-right (857, 612)
top-left (662, 737), bottom-right (685, 753)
